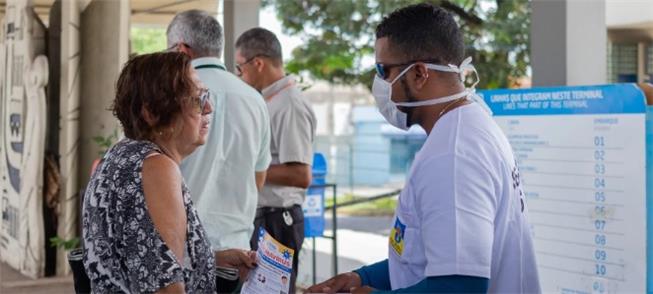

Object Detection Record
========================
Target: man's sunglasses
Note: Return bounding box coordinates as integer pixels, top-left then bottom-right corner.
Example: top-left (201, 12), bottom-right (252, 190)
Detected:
top-left (375, 59), bottom-right (441, 80)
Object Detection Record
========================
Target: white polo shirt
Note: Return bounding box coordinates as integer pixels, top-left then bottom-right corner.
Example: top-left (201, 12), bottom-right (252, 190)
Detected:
top-left (388, 103), bottom-right (541, 293)
top-left (181, 57), bottom-right (271, 251)
top-left (258, 75), bottom-right (317, 208)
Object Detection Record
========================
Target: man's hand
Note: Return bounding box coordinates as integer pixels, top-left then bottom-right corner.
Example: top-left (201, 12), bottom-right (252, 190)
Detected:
top-left (305, 272), bottom-right (362, 293)
top-left (350, 286), bottom-right (375, 294)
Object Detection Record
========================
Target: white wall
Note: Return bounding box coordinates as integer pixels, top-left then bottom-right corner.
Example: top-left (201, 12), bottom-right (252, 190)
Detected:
top-left (567, 0), bottom-right (607, 85)
top-left (531, 0), bottom-right (607, 86)
top-left (606, 0), bottom-right (653, 28)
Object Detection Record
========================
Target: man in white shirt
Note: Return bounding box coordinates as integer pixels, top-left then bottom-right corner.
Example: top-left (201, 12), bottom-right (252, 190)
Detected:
top-left (307, 3), bottom-right (540, 293)
top-left (166, 9), bottom-right (271, 274)
top-left (235, 28), bottom-right (317, 294)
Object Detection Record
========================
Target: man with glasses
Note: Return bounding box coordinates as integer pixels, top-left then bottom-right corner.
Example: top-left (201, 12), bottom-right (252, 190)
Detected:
top-left (307, 3), bottom-right (540, 293)
top-left (235, 28), bottom-right (316, 293)
top-left (166, 10), bottom-right (271, 289)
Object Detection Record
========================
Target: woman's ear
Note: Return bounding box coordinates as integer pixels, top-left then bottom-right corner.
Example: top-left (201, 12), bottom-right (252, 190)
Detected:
top-left (141, 106), bottom-right (159, 127)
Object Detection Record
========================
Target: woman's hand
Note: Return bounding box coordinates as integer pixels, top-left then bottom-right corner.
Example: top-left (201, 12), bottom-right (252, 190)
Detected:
top-left (215, 249), bottom-right (257, 280)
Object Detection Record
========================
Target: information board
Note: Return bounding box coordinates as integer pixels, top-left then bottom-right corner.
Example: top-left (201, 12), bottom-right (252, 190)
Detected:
top-left (479, 84), bottom-right (648, 293)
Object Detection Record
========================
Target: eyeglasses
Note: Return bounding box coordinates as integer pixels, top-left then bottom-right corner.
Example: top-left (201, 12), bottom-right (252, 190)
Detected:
top-left (375, 59), bottom-right (442, 80)
top-left (192, 88), bottom-right (211, 114)
top-left (235, 54), bottom-right (268, 76)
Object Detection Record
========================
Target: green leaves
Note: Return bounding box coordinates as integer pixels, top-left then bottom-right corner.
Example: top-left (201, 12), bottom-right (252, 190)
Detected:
top-left (131, 27), bottom-right (167, 55)
top-left (49, 236), bottom-right (80, 251)
top-left (286, 38), bottom-right (363, 84)
top-left (267, 0), bottom-right (530, 89)
top-left (92, 128), bottom-right (119, 157)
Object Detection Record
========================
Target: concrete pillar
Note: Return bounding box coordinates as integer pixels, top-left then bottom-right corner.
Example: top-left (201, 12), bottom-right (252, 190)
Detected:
top-left (78, 0), bottom-right (129, 186)
top-left (55, 0), bottom-right (82, 276)
top-left (638, 42), bottom-right (646, 83)
top-left (222, 0), bottom-right (260, 71)
top-left (531, 0), bottom-right (607, 86)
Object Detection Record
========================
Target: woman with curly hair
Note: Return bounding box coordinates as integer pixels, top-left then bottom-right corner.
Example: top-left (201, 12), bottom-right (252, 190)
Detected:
top-left (82, 52), bottom-right (255, 293)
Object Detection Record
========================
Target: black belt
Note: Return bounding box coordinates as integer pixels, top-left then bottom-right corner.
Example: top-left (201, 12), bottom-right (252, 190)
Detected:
top-left (255, 205), bottom-right (302, 219)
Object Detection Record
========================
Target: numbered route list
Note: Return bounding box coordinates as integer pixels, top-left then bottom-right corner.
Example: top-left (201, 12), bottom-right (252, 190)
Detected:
top-left (480, 84), bottom-right (647, 293)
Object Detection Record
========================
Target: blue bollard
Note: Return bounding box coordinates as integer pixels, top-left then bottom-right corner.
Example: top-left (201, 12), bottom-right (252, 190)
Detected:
top-left (303, 153), bottom-right (327, 237)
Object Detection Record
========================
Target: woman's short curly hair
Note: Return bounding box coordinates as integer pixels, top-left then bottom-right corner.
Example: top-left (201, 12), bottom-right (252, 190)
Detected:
top-left (112, 52), bottom-right (197, 140)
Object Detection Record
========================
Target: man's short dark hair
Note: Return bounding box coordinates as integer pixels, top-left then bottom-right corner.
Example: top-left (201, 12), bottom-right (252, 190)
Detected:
top-left (376, 3), bottom-right (464, 65)
top-left (236, 28), bottom-right (283, 65)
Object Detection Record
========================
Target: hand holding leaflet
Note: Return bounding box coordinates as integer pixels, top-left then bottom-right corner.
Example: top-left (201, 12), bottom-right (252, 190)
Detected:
top-left (241, 228), bottom-right (295, 294)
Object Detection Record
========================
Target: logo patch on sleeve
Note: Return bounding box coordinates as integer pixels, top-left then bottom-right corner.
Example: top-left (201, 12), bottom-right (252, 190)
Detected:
top-left (389, 217), bottom-right (406, 256)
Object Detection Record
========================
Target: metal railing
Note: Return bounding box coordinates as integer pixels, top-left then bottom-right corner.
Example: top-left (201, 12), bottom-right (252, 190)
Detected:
top-left (314, 134), bottom-right (422, 189)
top-left (309, 185), bottom-right (401, 285)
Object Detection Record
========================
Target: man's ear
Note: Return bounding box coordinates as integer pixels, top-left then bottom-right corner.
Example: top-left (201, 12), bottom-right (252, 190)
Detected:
top-left (178, 43), bottom-right (195, 59)
top-left (412, 63), bottom-right (430, 89)
top-left (254, 57), bottom-right (266, 73)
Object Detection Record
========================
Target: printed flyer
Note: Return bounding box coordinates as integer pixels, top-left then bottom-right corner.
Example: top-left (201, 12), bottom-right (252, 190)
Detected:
top-left (241, 228), bottom-right (294, 294)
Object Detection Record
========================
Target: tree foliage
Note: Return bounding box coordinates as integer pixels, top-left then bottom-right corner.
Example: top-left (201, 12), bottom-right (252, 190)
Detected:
top-left (131, 27), bottom-right (167, 55)
top-left (264, 0), bottom-right (530, 89)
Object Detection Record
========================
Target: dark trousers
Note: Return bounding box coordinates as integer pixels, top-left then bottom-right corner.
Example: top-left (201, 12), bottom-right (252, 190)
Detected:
top-left (250, 205), bottom-right (304, 294)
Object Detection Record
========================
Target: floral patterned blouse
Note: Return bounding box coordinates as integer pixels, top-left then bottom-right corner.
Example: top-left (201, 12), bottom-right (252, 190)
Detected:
top-left (82, 139), bottom-right (215, 293)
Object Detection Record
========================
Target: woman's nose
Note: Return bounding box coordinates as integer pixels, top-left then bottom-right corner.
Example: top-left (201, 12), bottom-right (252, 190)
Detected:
top-left (202, 98), bottom-right (214, 115)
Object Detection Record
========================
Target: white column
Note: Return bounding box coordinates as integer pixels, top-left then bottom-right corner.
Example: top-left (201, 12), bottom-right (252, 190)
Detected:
top-left (531, 0), bottom-right (607, 86)
top-left (55, 0), bottom-right (82, 276)
top-left (222, 0), bottom-right (260, 71)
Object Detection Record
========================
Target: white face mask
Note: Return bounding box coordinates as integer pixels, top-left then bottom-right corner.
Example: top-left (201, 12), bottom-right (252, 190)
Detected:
top-left (372, 57), bottom-right (491, 130)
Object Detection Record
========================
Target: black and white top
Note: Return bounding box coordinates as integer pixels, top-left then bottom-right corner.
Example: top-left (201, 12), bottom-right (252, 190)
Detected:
top-left (82, 139), bottom-right (215, 293)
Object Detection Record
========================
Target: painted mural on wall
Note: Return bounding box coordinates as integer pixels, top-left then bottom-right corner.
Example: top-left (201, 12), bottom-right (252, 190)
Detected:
top-left (0, 0), bottom-right (48, 278)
